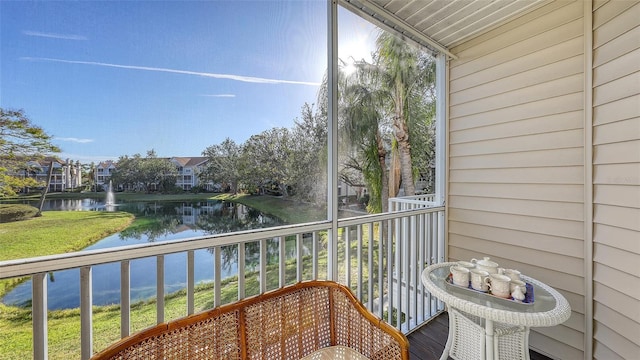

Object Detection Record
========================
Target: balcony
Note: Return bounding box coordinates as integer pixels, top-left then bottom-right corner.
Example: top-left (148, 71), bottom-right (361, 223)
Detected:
top-left (0, 197), bottom-right (445, 359)
top-left (1, 1), bottom-right (637, 359)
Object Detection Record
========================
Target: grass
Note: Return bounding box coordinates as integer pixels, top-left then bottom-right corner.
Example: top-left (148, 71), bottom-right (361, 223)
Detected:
top-left (0, 211), bottom-right (134, 296)
top-left (0, 211), bottom-right (134, 262)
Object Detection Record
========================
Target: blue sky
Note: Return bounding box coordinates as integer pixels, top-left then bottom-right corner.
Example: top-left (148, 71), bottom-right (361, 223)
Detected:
top-left (1, 1), bottom-right (377, 164)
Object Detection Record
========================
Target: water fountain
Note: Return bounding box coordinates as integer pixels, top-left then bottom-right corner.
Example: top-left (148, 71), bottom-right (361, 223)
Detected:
top-left (105, 180), bottom-right (115, 206)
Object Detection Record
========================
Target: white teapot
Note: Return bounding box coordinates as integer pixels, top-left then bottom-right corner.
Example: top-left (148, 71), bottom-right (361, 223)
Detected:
top-left (471, 257), bottom-right (503, 274)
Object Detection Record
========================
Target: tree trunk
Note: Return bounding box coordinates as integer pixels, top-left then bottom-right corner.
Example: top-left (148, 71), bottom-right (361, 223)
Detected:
top-left (393, 80), bottom-right (416, 197)
top-left (35, 161), bottom-right (55, 217)
top-left (394, 117), bottom-right (416, 197)
top-left (232, 179), bottom-right (238, 194)
top-left (397, 138), bottom-right (415, 196)
top-left (389, 148), bottom-right (401, 197)
top-left (376, 134), bottom-right (391, 242)
top-left (377, 135), bottom-right (389, 214)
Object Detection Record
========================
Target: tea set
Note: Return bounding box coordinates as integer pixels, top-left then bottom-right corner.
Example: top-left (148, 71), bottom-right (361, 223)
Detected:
top-left (449, 257), bottom-right (529, 302)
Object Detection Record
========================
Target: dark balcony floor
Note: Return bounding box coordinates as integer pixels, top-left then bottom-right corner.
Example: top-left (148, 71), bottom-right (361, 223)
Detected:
top-left (407, 312), bottom-right (552, 360)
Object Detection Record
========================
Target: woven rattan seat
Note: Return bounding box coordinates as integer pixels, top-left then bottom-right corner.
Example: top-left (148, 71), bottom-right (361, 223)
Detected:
top-left (91, 280), bottom-right (409, 360)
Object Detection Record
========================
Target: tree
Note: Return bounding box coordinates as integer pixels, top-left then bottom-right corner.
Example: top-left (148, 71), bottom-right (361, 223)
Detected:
top-left (0, 173), bottom-right (40, 197)
top-left (110, 155), bottom-right (139, 190)
top-left (339, 68), bottom-right (391, 213)
top-left (201, 138), bottom-right (242, 193)
top-left (111, 150), bottom-right (178, 193)
top-left (83, 162), bottom-right (96, 191)
top-left (240, 128), bottom-right (295, 197)
top-left (143, 151), bottom-right (178, 193)
top-left (35, 160), bottom-right (55, 216)
top-left (0, 108), bottom-right (60, 161)
top-left (0, 108), bottom-right (61, 198)
top-left (373, 32), bottom-right (435, 197)
top-left (335, 31), bottom-right (436, 212)
top-left (290, 102), bottom-right (327, 204)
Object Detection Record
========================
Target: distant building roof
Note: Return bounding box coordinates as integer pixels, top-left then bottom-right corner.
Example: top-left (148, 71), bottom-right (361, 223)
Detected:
top-left (172, 157), bottom-right (208, 167)
top-left (97, 160), bottom-right (117, 168)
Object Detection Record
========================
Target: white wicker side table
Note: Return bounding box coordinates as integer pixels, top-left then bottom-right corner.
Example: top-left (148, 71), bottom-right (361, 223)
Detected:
top-left (421, 263), bottom-right (571, 360)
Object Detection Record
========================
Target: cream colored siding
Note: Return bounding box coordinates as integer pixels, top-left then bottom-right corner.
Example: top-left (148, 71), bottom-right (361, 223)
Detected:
top-left (592, 0), bottom-right (640, 359)
top-left (448, 1), bottom-right (585, 358)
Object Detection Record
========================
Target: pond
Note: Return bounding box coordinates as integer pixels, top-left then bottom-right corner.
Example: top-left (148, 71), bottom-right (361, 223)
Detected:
top-left (1, 198), bottom-right (298, 310)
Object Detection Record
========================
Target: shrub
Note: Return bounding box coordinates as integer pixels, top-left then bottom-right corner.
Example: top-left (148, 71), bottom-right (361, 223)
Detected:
top-left (190, 185), bottom-right (208, 193)
top-left (0, 204), bottom-right (38, 223)
top-left (160, 184), bottom-right (183, 194)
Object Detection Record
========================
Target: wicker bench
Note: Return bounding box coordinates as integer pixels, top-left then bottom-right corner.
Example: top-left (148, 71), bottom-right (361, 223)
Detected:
top-left (92, 280), bottom-right (409, 360)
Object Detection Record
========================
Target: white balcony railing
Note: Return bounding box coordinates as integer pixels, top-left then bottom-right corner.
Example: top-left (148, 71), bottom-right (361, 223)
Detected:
top-left (0, 199), bottom-right (445, 360)
top-left (389, 193), bottom-right (437, 211)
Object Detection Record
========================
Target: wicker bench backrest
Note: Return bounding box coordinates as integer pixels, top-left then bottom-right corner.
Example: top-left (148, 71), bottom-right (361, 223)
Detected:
top-left (244, 285), bottom-right (333, 358)
top-left (91, 281), bottom-right (409, 360)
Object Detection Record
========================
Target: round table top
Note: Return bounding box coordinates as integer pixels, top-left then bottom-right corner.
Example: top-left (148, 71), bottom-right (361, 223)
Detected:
top-left (421, 262), bottom-right (571, 327)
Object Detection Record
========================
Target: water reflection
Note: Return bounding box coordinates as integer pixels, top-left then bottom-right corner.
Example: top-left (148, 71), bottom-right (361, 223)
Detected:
top-left (2, 199), bottom-right (291, 309)
top-left (118, 201), bottom-right (277, 242)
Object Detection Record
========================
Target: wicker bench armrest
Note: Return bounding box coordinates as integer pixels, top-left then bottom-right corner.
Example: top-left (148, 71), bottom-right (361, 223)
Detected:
top-left (328, 282), bottom-right (409, 360)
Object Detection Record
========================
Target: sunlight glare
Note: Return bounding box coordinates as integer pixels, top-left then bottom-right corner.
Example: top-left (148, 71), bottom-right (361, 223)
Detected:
top-left (339, 10), bottom-right (376, 73)
top-left (339, 33), bottom-right (374, 77)
top-left (343, 59), bottom-right (357, 76)
top-left (339, 35), bottom-right (374, 64)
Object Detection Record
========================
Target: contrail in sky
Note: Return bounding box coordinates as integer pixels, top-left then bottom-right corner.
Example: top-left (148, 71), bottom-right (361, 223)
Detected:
top-left (23, 31), bottom-right (87, 40)
top-left (56, 137), bottom-right (94, 144)
top-left (200, 94), bottom-right (236, 98)
top-left (21, 57), bottom-right (321, 86)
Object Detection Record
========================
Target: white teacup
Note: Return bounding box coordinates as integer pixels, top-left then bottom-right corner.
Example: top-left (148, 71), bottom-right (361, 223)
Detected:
top-left (470, 269), bottom-right (489, 292)
top-left (450, 265), bottom-right (470, 287)
top-left (502, 269), bottom-right (522, 281)
top-left (485, 273), bottom-right (511, 298)
top-left (510, 279), bottom-right (527, 294)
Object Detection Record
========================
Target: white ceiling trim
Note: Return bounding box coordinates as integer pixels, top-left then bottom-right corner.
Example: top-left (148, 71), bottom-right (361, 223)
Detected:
top-left (435, 0), bottom-right (552, 47)
top-left (340, 0), bottom-right (552, 60)
top-left (340, 0), bottom-right (458, 59)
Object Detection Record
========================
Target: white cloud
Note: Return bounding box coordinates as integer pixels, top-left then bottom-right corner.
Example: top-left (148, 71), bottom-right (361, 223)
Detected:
top-left (56, 137), bottom-right (94, 144)
top-left (23, 31), bottom-right (87, 41)
top-left (22, 57), bottom-right (321, 86)
top-left (200, 94), bottom-right (236, 98)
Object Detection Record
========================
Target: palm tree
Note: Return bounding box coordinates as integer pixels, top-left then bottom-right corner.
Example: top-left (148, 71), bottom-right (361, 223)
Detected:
top-left (373, 32), bottom-right (434, 197)
top-left (340, 70), bottom-right (390, 213)
top-left (323, 31), bottom-right (435, 212)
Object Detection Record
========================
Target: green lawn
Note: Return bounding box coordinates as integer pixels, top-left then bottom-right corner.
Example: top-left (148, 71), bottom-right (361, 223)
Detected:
top-left (0, 211), bottom-right (134, 296)
top-left (0, 211), bottom-right (134, 262)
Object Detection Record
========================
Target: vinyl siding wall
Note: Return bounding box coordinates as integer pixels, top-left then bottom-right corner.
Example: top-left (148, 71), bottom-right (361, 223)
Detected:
top-left (591, 1), bottom-right (640, 359)
top-left (447, 1), bottom-right (587, 358)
